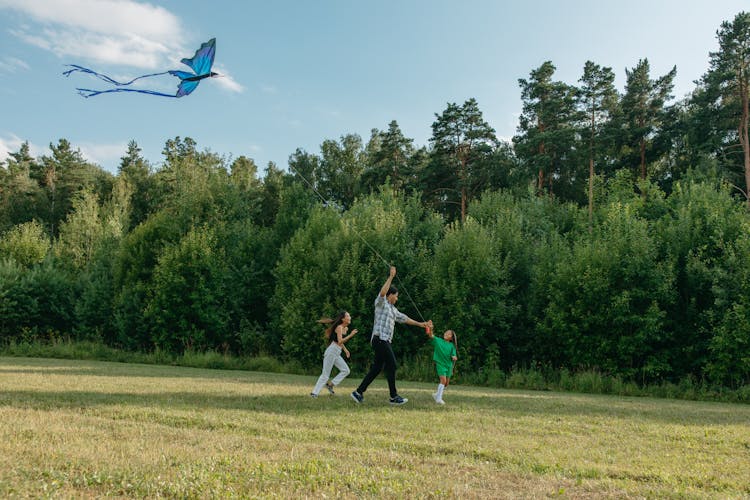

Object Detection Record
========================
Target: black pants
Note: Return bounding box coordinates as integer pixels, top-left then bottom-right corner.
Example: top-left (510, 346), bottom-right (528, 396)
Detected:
top-left (356, 337), bottom-right (398, 398)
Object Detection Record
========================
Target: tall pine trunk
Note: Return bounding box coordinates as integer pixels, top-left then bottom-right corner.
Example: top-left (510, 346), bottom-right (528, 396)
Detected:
top-left (537, 140), bottom-right (546, 195)
top-left (588, 108), bottom-right (595, 227)
top-left (741, 74), bottom-right (750, 209)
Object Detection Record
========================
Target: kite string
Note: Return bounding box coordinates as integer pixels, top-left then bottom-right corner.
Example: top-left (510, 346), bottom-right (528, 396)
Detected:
top-left (286, 164), bottom-right (427, 323)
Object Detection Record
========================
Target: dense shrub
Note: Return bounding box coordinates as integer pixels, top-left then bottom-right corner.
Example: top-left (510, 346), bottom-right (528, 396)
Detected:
top-left (0, 220), bottom-right (49, 267)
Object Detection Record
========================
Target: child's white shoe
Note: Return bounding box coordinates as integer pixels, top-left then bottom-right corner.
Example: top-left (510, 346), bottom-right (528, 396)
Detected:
top-left (436, 399), bottom-right (445, 405)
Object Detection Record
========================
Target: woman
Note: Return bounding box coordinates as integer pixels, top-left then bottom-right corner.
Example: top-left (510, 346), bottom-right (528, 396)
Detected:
top-left (310, 310), bottom-right (357, 397)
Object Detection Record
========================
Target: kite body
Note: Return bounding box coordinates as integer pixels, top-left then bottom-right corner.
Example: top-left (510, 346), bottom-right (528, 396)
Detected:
top-left (64, 38), bottom-right (218, 98)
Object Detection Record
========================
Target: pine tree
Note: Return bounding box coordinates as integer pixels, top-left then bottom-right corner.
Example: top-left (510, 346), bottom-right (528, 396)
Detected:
top-left (428, 98), bottom-right (498, 222)
top-left (699, 11), bottom-right (750, 207)
top-left (578, 61), bottom-right (618, 222)
top-left (618, 59), bottom-right (676, 180)
top-left (514, 62), bottom-right (578, 199)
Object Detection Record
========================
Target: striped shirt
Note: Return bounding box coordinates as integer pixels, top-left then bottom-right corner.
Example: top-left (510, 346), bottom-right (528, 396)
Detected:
top-left (371, 294), bottom-right (408, 343)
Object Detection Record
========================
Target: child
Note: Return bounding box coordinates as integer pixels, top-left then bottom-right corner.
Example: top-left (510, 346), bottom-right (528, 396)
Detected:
top-left (310, 311), bottom-right (357, 398)
top-left (425, 326), bottom-right (457, 404)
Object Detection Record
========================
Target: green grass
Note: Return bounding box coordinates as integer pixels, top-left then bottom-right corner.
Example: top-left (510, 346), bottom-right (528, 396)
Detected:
top-left (5, 339), bottom-right (750, 403)
top-left (1, 357), bottom-right (749, 498)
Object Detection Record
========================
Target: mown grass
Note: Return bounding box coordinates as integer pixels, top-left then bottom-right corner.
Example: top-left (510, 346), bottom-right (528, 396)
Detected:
top-left (4, 339), bottom-right (750, 403)
top-left (1, 357), bottom-right (749, 498)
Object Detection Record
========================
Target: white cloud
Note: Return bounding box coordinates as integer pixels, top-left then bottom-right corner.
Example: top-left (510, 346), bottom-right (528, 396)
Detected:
top-left (212, 65), bottom-right (245, 94)
top-left (0, 0), bottom-right (181, 37)
top-left (1, 0), bottom-right (242, 94)
top-left (0, 133), bottom-right (41, 164)
top-left (0, 135), bottom-right (125, 169)
top-left (1, 0), bottom-right (183, 68)
top-left (0, 136), bottom-right (20, 162)
top-left (78, 141), bottom-right (127, 169)
top-left (0, 56), bottom-right (30, 74)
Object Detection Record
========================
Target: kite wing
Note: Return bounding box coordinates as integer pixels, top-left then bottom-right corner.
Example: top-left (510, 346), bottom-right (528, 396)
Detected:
top-left (180, 38), bottom-right (216, 76)
top-left (64, 38), bottom-right (217, 98)
top-left (175, 79), bottom-right (201, 97)
top-left (167, 70), bottom-right (201, 97)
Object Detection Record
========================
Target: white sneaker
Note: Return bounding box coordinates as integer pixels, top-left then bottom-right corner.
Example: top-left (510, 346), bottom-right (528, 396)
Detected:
top-left (436, 399), bottom-right (445, 405)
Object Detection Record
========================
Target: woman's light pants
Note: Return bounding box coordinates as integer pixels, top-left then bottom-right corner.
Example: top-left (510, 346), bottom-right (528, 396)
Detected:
top-left (312, 343), bottom-right (350, 395)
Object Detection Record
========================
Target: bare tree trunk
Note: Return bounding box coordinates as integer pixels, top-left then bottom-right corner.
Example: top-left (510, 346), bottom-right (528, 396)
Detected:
top-left (548, 165), bottom-right (554, 198)
top-left (537, 140), bottom-right (546, 195)
top-left (741, 74), bottom-right (750, 209)
top-left (45, 166), bottom-right (57, 238)
top-left (588, 109), bottom-right (595, 228)
top-left (640, 137), bottom-right (647, 180)
top-left (538, 168), bottom-right (544, 195)
top-left (588, 157), bottom-right (594, 223)
top-left (461, 186), bottom-right (467, 223)
top-left (457, 146), bottom-right (468, 223)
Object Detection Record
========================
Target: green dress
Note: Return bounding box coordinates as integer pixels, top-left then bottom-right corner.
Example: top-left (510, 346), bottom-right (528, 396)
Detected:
top-left (432, 336), bottom-right (457, 377)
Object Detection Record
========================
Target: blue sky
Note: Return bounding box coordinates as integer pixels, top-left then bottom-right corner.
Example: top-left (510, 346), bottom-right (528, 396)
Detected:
top-left (0, 0), bottom-right (748, 174)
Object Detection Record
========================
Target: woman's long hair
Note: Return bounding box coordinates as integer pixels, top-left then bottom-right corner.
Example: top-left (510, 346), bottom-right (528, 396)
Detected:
top-left (317, 310), bottom-right (348, 343)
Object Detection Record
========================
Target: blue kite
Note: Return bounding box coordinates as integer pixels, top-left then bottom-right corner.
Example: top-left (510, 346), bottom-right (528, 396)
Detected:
top-left (63, 38), bottom-right (218, 98)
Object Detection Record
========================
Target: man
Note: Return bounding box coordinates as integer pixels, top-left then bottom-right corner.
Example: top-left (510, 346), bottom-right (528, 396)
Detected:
top-left (351, 266), bottom-right (432, 405)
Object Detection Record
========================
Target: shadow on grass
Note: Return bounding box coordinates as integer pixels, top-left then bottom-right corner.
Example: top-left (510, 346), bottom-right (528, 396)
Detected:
top-left (0, 366), bottom-right (304, 382)
top-left (2, 385), bottom-right (750, 427)
top-left (3, 357), bottom-right (750, 426)
top-left (0, 358), bottom-right (311, 384)
top-left (0, 388), bottom-right (438, 417)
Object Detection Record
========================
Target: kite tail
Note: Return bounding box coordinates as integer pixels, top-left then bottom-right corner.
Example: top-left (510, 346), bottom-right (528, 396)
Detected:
top-left (76, 87), bottom-right (179, 98)
top-left (63, 65), bottom-right (171, 86)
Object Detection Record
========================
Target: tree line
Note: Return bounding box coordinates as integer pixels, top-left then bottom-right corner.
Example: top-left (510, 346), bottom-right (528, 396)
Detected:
top-left (1, 12), bottom-right (750, 388)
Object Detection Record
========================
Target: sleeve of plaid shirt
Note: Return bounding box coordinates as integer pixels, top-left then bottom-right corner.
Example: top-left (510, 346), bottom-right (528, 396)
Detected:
top-left (392, 305), bottom-right (408, 324)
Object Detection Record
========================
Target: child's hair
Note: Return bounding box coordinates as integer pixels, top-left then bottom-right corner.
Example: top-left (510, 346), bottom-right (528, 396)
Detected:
top-left (446, 330), bottom-right (458, 351)
top-left (318, 310), bottom-right (348, 342)
top-left (386, 285), bottom-right (398, 297)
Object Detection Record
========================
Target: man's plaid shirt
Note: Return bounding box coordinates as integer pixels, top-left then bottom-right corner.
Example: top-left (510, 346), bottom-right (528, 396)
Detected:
top-left (371, 294), bottom-right (408, 343)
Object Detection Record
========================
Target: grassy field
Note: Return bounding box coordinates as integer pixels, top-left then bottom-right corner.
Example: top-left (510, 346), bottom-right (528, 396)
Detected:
top-left (0, 357), bottom-right (749, 498)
